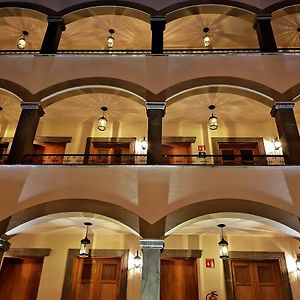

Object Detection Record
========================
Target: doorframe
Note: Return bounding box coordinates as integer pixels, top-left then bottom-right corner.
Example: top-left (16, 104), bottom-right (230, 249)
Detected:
top-left (211, 137), bottom-right (266, 155)
top-left (61, 249), bottom-right (129, 300)
top-left (223, 251), bottom-right (293, 300)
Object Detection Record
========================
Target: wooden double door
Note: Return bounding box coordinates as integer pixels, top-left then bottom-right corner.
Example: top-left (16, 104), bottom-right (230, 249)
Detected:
top-left (69, 257), bottom-right (121, 300)
top-left (231, 260), bottom-right (284, 300)
top-left (0, 256), bottom-right (44, 300)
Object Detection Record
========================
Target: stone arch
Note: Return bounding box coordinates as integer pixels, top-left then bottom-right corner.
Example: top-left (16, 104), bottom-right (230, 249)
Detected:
top-left (160, 77), bottom-right (283, 107)
top-left (164, 198), bottom-right (300, 237)
top-left (0, 2), bottom-right (56, 17)
top-left (264, 0), bottom-right (300, 16)
top-left (35, 77), bottom-right (153, 108)
top-left (2, 198), bottom-right (143, 237)
top-left (59, 1), bottom-right (156, 23)
top-left (0, 79), bottom-right (33, 102)
top-left (283, 83), bottom-right (300, 102)
top-left (162, 2), bottom-right (258, 24)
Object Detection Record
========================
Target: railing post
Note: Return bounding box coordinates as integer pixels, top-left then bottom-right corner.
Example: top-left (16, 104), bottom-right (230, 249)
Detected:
top-left (271, 102), bottom-right (300, 165)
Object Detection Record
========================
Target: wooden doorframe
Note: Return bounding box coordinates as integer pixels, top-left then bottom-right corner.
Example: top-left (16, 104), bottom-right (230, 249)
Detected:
top-left (223, 251), bottom-right (293, 300)
top-left (211, 137), bottom-right (266, 155)
top-left (85, 137), bottom-right (136, 155)
top-left (61, 249), bottom-right (129, 300)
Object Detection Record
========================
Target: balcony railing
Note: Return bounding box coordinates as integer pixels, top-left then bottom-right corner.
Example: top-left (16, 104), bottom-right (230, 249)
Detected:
top-left (0, 154), bottom-right (286, 166)
top-left (0, 48), bottom-right (299, 56)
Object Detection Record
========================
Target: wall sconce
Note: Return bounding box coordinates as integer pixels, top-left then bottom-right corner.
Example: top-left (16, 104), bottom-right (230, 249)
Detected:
top-left (296, 248), bottom-right (300, 271)
top-left (79, 222), bottom-right (92, 257)
top-left (133, 250), bottom-right (142, 268)
top-left (141, 137), bottom-right (148, 151)
top-left (217, 224), bottom-right (229, 259)
top-left (98, 106), bottom-right (108, 131)
top-left (208, 105), bottom-right (218, 130)
top-left (17, 30), bottom-right (28, 50)
top-left (107, 29), bottom-right (115, 49)
top-left (203, 27), bottom-right (210, 47)
top-left (274, 137), bottom-right (281, 151)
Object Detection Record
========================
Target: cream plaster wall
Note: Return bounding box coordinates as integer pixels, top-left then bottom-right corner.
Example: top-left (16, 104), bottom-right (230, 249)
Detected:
top-left (6, 232), bottom-right (300, 300)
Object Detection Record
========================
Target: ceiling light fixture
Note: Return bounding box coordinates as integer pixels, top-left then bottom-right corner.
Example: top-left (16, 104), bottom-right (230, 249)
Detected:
top-left (107, 29), bottom-right (115, 49)
top-left (79, 222), bottom-right (92, 257)
top-left (98, 106), bottom-right (108, 131)
top-left (217, 224), bottom-right (229, 259)
top-left (208, 104), bottom-right (218, 130)
top-left (17, 30), bottom-right (28, 50)
top-left (296, 247), bottom-right (300, 271)
top-left (203, 27), bottom-right (210, 47)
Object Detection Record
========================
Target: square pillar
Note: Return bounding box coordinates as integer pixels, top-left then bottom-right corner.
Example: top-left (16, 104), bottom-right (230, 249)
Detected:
top-left (40, 16), bottom-right (65, 54)
top-left (140, 239), bottom-right (164, 300)
top-left (146, 102), bottom-right (165, 164)
top-left (151, 16), bottom-right (166, 54)
top-left (254, 14), bottom-right (277, 52)
top-left (271, 102), bottom-right (300, 165)
top-left (7, 102), bottom-right (44, 164)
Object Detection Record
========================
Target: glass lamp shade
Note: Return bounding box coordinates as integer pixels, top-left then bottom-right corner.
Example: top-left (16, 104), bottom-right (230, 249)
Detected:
top-left (203, 35), bottom-right (210, 47)
top-left (79, 237), bottom-right (91, 257)
top-left (107, 36), bottom-right (114, 49)
top-left (296, 254), bottom-right (300, 271)
top-left (17, 37), bottom-right (26, 49)
top-left (209, 114), bottom-right (218, 130)
top-left (98, 116), bottom-right (107, 131)
top-left (133, 251), bottom-right (142, 268)
top-left (141, 137), bottom-right (147, 151)
top-left (274, 137), bottom-right (281, 150)
top-left (218, 238), bottom-right (229, 259)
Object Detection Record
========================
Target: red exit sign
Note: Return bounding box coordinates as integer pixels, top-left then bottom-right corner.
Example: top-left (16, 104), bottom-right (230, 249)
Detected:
top-left (205, 258), bottom-right (215, 268)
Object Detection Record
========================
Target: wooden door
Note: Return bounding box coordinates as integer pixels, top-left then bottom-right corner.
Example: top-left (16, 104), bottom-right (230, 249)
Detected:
top-left (231, 260), bottom-right (284, 300)
top-left (162, 142), bottom-right (191, 164)
top-left (91, 142), bottom-right (131, 164)
top-left (218, 142), bottom-right (261, 165)
top-left (0, 256), bottom-right (44, 300)
top-left (160, 258), bottom-right (198, 300)
top-left (70, 257), bottom-right (121, 300)
top-left (33, 142), bottom-right (66, 164)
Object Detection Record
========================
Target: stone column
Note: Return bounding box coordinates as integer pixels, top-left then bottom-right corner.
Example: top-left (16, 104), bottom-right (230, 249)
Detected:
top-left (40, 16), bottom-right (66, 54)
top-left (146, 102), bottom-right (165, 164)
top-left (151, 16), bottom-right (166, 54)
top-left (140, 239), bottom-right (164, 300)
top-left (254, 14), bottom-right (277, 52)
top-left (271, 102), bottom-right (300, 164)
top-left (7, 102), bottom-right (45, 164)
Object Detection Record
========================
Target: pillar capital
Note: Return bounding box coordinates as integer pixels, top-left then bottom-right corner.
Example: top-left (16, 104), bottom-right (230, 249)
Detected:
top-left (146, 102), bottom-right (166, 115)
top-left (140, 239), bottom-right (164, 250)
top-left (270, 102), bottom-right (295, 117)
top-left (255, 14), bottom-right (272, 22)
top-left (150, 15), bottom-right (166, 30)
top-left (21, 102), bottom-right (45, 117)
top-left (47, 15), bottom-right (66, 31)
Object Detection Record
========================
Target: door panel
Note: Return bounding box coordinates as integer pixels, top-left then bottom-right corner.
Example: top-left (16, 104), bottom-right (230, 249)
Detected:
top-left (0, 257), bottom-right (44, 300)
top-left (231, 260), bottom-right (284, 300)
top-left (162, 142), bottom-right (191, 164)
top-left (70, 257), bottom-right (121, 300)
top-left (160, 258), bottom-right (198, 300)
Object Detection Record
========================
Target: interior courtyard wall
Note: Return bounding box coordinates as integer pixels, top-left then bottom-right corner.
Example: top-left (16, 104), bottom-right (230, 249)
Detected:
top-left (6, 231), bottom-right (300, 300)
